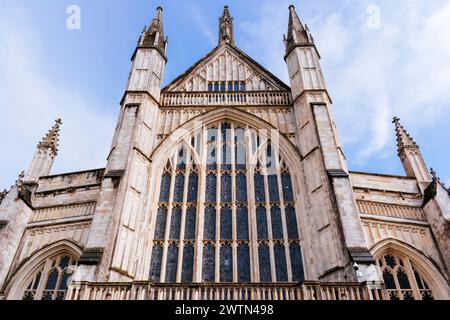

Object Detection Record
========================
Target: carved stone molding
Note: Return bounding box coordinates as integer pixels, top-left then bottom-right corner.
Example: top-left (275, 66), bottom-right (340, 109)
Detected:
top-left (78, 248), bottom-right (105, 266)
top-left (348, 247), bottom-right (376, 264)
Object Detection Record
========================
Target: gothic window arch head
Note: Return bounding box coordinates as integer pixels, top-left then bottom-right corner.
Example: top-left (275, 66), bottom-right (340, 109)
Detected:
top-left (22, 253), bottom-right (78, 300)
top-left (149, 121), bottom-right (304, 284)
top-left (377, 252), bottom-right (434, 300)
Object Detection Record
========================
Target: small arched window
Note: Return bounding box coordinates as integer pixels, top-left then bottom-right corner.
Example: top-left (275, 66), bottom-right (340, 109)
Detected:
top-left (22, 254), bottom-right (77, 300)
top-left (378, 254), bottom-right (434, 300)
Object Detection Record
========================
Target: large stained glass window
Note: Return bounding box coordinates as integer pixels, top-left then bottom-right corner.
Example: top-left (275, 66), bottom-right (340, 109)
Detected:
top-left (22, 254), bottom-right (77, 300)
top-left (149, 122), bottom-right (304, 283)
top-left (378, 253), bottom-right (434, 300)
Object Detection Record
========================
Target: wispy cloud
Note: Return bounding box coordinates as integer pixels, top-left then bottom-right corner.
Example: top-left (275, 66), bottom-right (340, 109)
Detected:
top-left (238, 0), bottom-right (450, 171)
top-left (0, 5), bottom-right (116, 189)
top-left (188, 5), bottom-right (216, 47)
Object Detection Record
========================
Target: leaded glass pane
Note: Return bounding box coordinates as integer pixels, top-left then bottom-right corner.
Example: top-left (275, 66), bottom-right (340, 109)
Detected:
top-left (256, 207), bottom-right (268, 240)
top-left (33, 272), bottom-right (42, 290)
top-left (281, 173), bottom-right (294, 202)
top-left (384, 255), bottom-right (396, 269)
top-left (204, 207), bottom-right (216, 240)
top-left (397, 269), bottom-right (411, 289)
top-left (290, 244), bottom-right (305, 282)
top-left (286, 206), bottom-right (299, 239)
top-left (159, 174), bottom-right (171, 202)
top-left (149, 244), bottom-right (163, 282)
top-left (259, 245), bottom-right (272, 282)
top-left (165, 244), bottom-right (179, 283)
top-left (177, 147), bottom-right (187, 170)
top-left (235, 144), bottom-right (246, 170)
top-left (59, 256), bottom-right (71, 270)
top-left (274, 244), bottom-right (288, 282)
top-left (265, 144), bottom-right (275, 169)
top-left (185, 207), bottom-right (196, 240)
top-left (202, 244), bottom-right (215, 282)
top-left (173, 174), bottom-right (185, 203)
top-left (59, 272), bottom-right (71, 291)
top-left (154, 207), bottom-right (167, 239)
top-left (207, 145), bottom-right (217, 170)
top-left (181, 245), bottom-right (194, 283)
top-left (205, 174), bottom-right (217, 203)
top-left (220, 207), bottom-right (232, 240)
top-left (187, 173), bottom-right (198, 202)
top-left (169, 207), bottom-right (182, 240)
top-left (268, 175), bottom-right (280, 201)
top-left (237, 207), bottom-right (249, 240)
top-left (383, 269), bottom-right (396, 289)
top-left (254, 174), bottom-right (265, 202)
top-left (222, 144), bottom-right (232, 171)
top-left (45, 269), bottom-right (59, 290)
top-left (236, 174), bottom-right (247, 202)
top-left (220, 174), bottom-right (232, 202)
top-left (237, 245), bottom-right (251, 283)
top-left (271, 206), bottom-right (284, 239)
top-left (220, 245), bottom-right (232, 282)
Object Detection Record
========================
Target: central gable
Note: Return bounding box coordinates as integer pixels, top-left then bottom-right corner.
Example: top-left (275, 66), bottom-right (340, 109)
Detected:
top-left (163, 44), bottom-right (290, 92)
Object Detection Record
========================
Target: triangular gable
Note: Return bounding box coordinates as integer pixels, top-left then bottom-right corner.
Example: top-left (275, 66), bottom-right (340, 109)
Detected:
top-left (163, 44), bottom-right (290, 92)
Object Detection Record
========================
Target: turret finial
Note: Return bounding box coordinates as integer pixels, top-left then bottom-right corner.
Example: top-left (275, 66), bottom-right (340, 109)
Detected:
top-left (285, 4), bottom-right (314, 54)
top-left (38, 119), bottom-right (62, 155)
top-left (139, 6), bottom-right (167, 54)
top-left (392, 116), bottom-right (418, 156)
top-left (219, 5), bottom-right (234, 46)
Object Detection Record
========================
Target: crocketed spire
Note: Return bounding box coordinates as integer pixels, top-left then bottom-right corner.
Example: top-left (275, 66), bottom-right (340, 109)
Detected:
top-left (218, 6), bottom-right (234, 46)
top-left (284, 5), bottom-right (313, 54)
top-left (392, 117), bottom-right (418, 155)
top-left (38, 119), bottom-right (62, 155)
top-left (139, 6), bottom-right (167, 54)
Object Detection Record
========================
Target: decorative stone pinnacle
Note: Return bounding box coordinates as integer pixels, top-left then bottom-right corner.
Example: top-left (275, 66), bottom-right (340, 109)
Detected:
top-left (139, 6), bottom-right (167, 53)
top-left (38, 118), bottom-right (62, 155)
top-left (285, 4), bottom-right (313, 54)
top-left (219, 5), bottom-right (234, 46)
top-left (392, 116), bottom-right (418, 155)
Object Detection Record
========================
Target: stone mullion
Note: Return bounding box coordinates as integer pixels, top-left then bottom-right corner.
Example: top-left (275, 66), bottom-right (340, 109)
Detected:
top-left (176, 160), bottom-right (190, 283)
top-left (277, 158), bottom-right (293, 282)
top-left (246, 126), bottom-right (259, 282)
top-left (194, 128), bottom-right (207, 283)
top-left (34, 259), bottom-right (52, 300)
top-left (215, 123), bottom-right (222, 283)
top-left (230, 124), bottom-right (238, 283)
top-left (161, 154), bottom-right (177, 283)
top-left (405, 257), bottom-right (422, 300)
top-left (391, 265), bottom-right (403, 300)
top-left (261, 145), bottom-right (276, 282)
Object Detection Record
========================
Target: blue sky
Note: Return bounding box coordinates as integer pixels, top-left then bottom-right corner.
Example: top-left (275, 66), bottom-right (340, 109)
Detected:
top-left (0, 0), bottom-right (449, 190)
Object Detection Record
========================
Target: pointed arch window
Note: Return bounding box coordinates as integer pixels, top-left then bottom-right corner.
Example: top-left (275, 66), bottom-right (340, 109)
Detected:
top-left (378, 253), bottom-right (434, 300)
top-left (150, 122), bottom-right (304, 284)
top-left (22, 254), bottom-right (77, 300)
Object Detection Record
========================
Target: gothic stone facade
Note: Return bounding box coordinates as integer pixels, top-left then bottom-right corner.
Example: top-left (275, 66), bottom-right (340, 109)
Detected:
top-left (0, 6), bottom-right (449, 301)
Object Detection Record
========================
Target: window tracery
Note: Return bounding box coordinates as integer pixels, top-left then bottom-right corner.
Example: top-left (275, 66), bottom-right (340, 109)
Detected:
top-left (150, 122), bottom-right (304, 284)
top-left (22, 254), bottom-right (77, 300)
top-left (378, 253), bottom-right (434, 300)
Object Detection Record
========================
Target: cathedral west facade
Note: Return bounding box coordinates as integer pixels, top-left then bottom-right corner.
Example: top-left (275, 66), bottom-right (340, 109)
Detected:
top-left (0, 5), bottom-right (449, 301)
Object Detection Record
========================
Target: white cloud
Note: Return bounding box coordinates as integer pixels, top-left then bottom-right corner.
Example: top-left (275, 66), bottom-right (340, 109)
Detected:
top-left (188, 5), bottom-right (216, 47)
top-left (0, 6), bottom-right (116, 189)
top-left (238, 1), bottom-right (291, 82)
